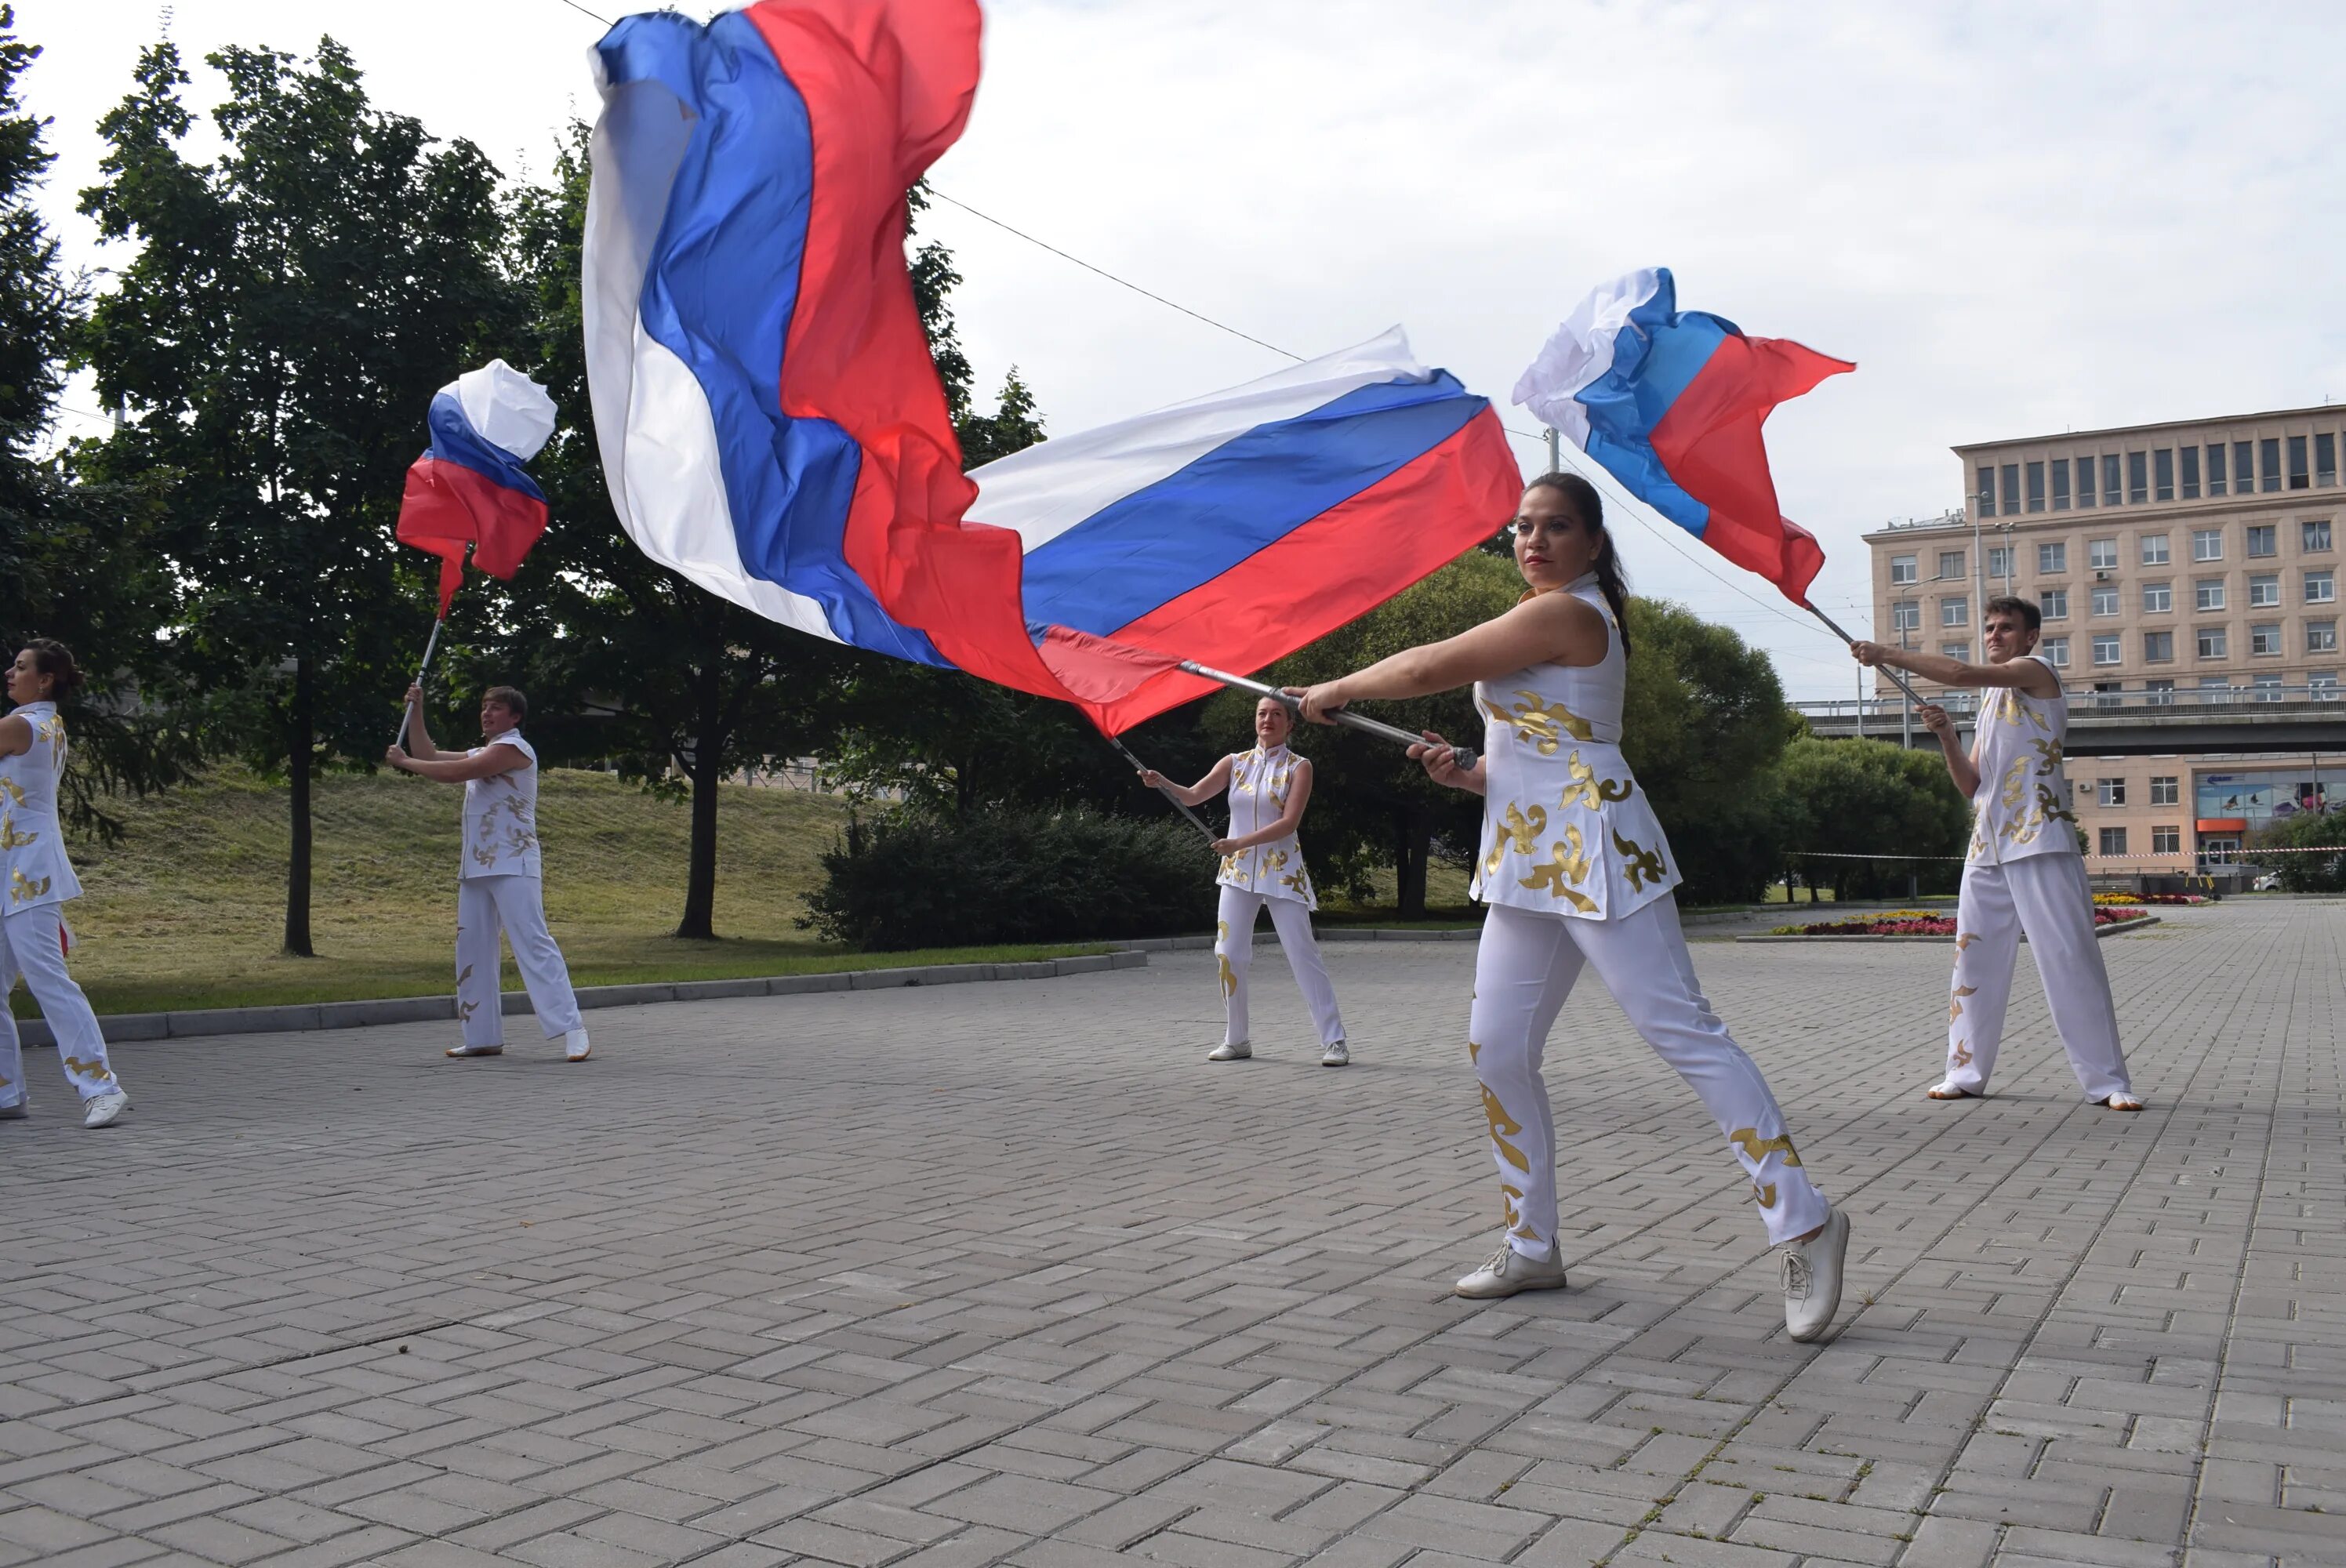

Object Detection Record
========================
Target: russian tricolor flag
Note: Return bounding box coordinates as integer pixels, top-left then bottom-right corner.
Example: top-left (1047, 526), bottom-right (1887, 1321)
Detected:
top-left (1515, 268), bottom-right (1851, 605)
top-left (396, 361), bottom-right (558, 615)
top-left (583, 0), bottom-right (1520, 733)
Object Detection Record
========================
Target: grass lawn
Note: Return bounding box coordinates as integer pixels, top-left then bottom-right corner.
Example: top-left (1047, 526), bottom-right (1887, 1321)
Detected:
top-left (27, 767), bottom-right (1105, 1017)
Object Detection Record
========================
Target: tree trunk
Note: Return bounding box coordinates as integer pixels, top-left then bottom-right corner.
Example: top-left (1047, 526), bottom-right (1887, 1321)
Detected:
top-left (283, 656), bottom-right (315, 956)
top-left (1395, 806), bottom-right (1429, 920)
top-left (675, 655), bottom-right (724, 941)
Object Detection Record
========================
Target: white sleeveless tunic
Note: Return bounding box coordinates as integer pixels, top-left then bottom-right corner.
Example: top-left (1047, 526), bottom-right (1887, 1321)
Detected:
top-left (463, 729), bottom-right (544, 878)
top-left (1965, 654), bottom-right (2079, 866)
top-left (1215, 744), bottom-right (1316, 909)
top-left (1469, 578), bottom-right (1681, 921)
top-left (0, 702), bottom-right (83, 913)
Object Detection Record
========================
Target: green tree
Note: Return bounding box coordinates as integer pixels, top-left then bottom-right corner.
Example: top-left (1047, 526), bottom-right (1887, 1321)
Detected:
top-left (78, 36), bottom-right (514, 954)
top-left (1770, 735), bottom-right (1971, 900)
top-left (2250, 808), bottom-right (2346, 893)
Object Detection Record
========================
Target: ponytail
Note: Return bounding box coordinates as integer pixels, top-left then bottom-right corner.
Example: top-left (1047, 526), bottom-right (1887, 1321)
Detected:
top-left (1525, 471), bottom-right (1632, 658)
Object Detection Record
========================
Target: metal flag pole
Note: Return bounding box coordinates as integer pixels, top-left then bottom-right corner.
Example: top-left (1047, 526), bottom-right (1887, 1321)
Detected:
top-left (1802, 604), bottom-right (1927, 708)
top-left (392, 617), bottom-right (446, 750)
top-left (1100, 731), bottom-right (1218, 843)
top-left (1176, 660), bottom-right (1478, 770)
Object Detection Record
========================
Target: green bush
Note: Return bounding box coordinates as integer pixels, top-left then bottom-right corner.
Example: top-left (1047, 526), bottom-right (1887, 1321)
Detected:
top-left (801, 804), bottom-right (1221, 950)
top-left (2250, 809), bottom-right (2346, 892)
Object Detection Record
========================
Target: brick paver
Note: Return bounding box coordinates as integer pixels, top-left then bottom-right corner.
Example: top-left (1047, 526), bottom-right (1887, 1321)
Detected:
top-left (5, 901), bottom-right (2340, 1567)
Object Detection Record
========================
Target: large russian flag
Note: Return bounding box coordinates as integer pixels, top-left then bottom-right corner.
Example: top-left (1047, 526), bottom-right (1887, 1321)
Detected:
top-left (396, 360), bottom-right (558, 615)
top-left (583, 1), bottom-right (1519, 732)
top-left (1514, 268), bottom-right (1850, 605)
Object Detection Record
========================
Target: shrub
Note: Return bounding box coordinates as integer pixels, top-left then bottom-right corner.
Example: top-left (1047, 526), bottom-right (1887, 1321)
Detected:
top-left (801, 804), bottom-right (1221, 950)
top-left (2250, 809), bottom-right (2346, 893)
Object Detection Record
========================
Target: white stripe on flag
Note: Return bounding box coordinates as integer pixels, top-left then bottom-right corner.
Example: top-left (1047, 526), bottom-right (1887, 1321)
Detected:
top-left (1513, 267), bottom-right (1665, 451)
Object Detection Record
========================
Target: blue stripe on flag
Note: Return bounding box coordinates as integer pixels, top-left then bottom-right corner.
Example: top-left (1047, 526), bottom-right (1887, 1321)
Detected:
top-left (599, 13), bottom-right (946, 665)
top-left (1019, 375), bottom-right (1484, 636)
top-left (1571, 271), bottom-right (1727, 537)
top-left (425, 394), bottom-right (547, 502)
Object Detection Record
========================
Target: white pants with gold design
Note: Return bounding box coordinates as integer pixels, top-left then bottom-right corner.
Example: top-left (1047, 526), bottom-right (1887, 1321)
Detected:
top-left (1470, 898), bottom-right (1828, 1250)
top-left (1945, 854), bottom-right (2130, 1100)
top-left (1215, 886), bottom-right (1344, 1048)
top-left (0, 903), bottom-right (121, 1105)
top-left (459, 874), bottom-right (583, 1047)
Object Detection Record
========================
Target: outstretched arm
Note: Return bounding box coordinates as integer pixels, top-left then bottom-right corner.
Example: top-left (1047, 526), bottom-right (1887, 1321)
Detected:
top-left (388, 741), bottom-right (526, 784)
top-left (1850, 641), bottom-right (2058, 698)
top-left (1138, 753), bottom-right (1234, 808)
top-left (1294, 593), bottom-right (1603, 720)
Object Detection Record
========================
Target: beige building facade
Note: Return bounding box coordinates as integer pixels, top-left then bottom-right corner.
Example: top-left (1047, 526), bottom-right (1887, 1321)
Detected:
top-left (1864, 405), bottom-right (2344, 872)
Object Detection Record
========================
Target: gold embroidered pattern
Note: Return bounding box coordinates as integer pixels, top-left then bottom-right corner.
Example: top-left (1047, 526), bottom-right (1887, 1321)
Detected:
top-left (1466, 1038), bottom-right (1482, 1064)
top-left (9, 869), bottom-right (50, 904)
top-left (1219, 953), bottom-right (1237, 999)
top-left (1520, 826), bottom-right (1596, 912)
top-left (0, 815), bottom-right (34, 851)
top-left (1751, 1181), bottom-right (1778, 1210)
top-left (1219, 853), bottom-right (1249, 884)
top-left (1484, 691), bottom-right (1594, 753)
top-left (1611, 827), bottom-right (1668, 891)
top-left (1483, 802), bottom-right (1548, 874)
top-left (1952, 1039), bottom-right (1973, 1068)
top-left (0, 776), bottom-right (23, 806)
top-left (1556, 750), bottom-right (1633, 811)
top-left (1727, 1128), bottom-right (1803, 1167)
top-left (456, 964), bottom-right (480, 1022)
top-left (1502, 1184), bottom-right (1537, 1240)
top-left (62, 1054), bottom-right (114, 1084)
top-left (1280, 869), bottom-right (1311, 898)
top-left (1955, 932), bottom-right (1977, 951)
top-left (1948, 983), bottom-right (1977, 1023)
top-left (1482, 1087), bottom-right (1531, 1173)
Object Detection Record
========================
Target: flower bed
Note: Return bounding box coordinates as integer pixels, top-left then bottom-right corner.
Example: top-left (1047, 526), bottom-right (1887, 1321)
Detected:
top-left (2094, 891), bottom-right (2210, 906)
top-left (1770, 907), bottom-right (2152, 937)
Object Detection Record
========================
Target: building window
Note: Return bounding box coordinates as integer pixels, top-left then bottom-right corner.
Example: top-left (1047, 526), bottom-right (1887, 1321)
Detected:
top-left (2305, 519), bottom-right (2333, 551)
top-left (1941, 642), bottom-right (1970, 661)
top-left (2251, 623), bottom-right (2282, 655)
top-left (2196, 626), bottom-right (2228, 659)
top-left (2077, 455), bottom-right (2098, 508)
top-left (2104, 454), bottom-right (2123, 506)
top-left (2249, 573), bottom-right (2281, 607)
top-left (1890, 554), bottom-right (1917, 586)
top-left (1938, 549), bottom-right (1966, 579)
top-left (2197, 677), bottom-right (2233, 697)
top-left (2098, 826), bottom-right (2128, 858)
top-left (2208, 443), bottom-right (2228, 497)
top-left (2038, 541), bottom-right (2067, 574)
top-left (2040, 587), bottom-right (2068, 619)
top-left (2146, 679), bottom-right (2175, 704)
top-left (2192, 528), bottom-right (2223, 561)
top-left (2290, 434), bottom-right (2310, 489)
top-left (2091, 681), bottom-right (2122, 708)
top-left (2002, 463), bottom-right (2021, 517)
top-left (2097, 778), bottom-right (2126, 807)
top-left (2261, 437), bottom-right (2282, 492)
top-left (2092, 633), bottom-right (2122, 666)
top-left (2092, 586), bottom-right (2119, 616)
top-left (2027, 461), bottom-right (2046, 513)
top-left (2195, 578), bottom-right (2225, 612)
top-left (2313, 671), bottom-right (2340, 700)
top-left (2127, 451), bottom-right (2148, 503)
top-left (1941, 597), bottom-right (1969, 627)
top-left (2152, 826), bottom-right (2180, 855)
top-left (2043, 636), bottom-right (2069, 667)
top-left (2236, 440), bottom-right (2257, 493)
top-left (2090, 538), bottom-right (2119, 571)
top-left (2253, 673), bottom-right (2282, 702)
top-left (2150, 775), bottom-right (2179, 805)
top-left (2142, 582), bottom-right (2172, 613)
top-left (2308, 569), bottom-right (2337, 604)
top-left (1891, 599), bottom-right (1920, 632)
top-left (2154, 448), bottom-right (2174, 501)
top-left (2181, 445), bottom-right (2201, 499)
top-left (2144, 631), bottom-right (2174, 662)
top-left (2320, 433), bottom-right (2337, 488)
top-left (1977, 465), bottom-right (1996, 516)
top-left (2309, 619), bottom-right (2339, 653)
top-left (2053, 458), bottom-right (2072, 510)
top-left (2247, 524), bottom-right (2277, 557)
top-left (1987, 545), bottom-right (2014, 581)
top-left (2141, 533), bottom-right (2170, 565)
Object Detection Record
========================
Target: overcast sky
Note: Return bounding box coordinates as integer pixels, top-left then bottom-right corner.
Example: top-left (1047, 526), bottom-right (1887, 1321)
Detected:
top-left (20, 0), bottom-right (2346, 700)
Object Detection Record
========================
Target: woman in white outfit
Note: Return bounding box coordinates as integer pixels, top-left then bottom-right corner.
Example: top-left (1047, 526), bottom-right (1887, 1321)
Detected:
top-left (1141, 698), bottom-right (1349, 1066)
top-left (0, 640), bottom-right (131, 1128)
top-left (388, 684), bottom-right (590, 1062)
top-left (1295, 474), bottom-right (1850, 1341)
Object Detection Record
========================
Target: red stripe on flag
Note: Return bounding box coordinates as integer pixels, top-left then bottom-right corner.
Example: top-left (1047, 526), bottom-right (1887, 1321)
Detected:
top-left (397, 458), bottom-right (550, 615)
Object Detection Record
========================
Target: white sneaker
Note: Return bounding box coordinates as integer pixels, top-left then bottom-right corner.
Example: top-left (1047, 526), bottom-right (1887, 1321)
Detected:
top-left (82, 1090), bottom-right (130, 1129)
top-left (1207, 1040), bottom-right (1251, 1062)
top-left (0, 1098), bottom-right (27, 1120)
top-left (1781, 1207), bottom-right (1850, 1343)
top-left (1320, 1040), bottom-right (1349, 1068)
top-left (564, 1029), bottom-right (591, 1062)
top-left (1454, 1241), bottom-right (1568, 1299)
top-left (445, 1044), bottom-right (504, 1058)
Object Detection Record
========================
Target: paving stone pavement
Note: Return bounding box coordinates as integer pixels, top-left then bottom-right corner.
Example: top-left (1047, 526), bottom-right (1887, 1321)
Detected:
top-left (4, 900), bottom-right (2341, 1568)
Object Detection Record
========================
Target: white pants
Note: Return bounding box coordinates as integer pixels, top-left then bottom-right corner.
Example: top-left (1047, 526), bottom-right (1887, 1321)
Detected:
top-left (1945, 854), bottom-right (2131, 1100)
top-left (459, 875), bottom-right (583, 1047)
top-left (1471, 898), bottom-right (1829, 1250)
top-left (0, 904), bottom-right (120, 1105)
top-left (1216, 886), bottom-right (1345, 1048)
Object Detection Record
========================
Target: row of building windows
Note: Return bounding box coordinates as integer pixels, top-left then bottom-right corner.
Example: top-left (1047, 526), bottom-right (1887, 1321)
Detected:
top-left (1976, 435), bottom-right (2342, 517)
top-left (2094, 826), bottom-right (2183, 857)
top-left (1890, 521), bottom-right (2333, 584)
top-left (1912, 669), bottom-right (2343, 698)
top-left (1891, 582), bottom-right (2337, 629)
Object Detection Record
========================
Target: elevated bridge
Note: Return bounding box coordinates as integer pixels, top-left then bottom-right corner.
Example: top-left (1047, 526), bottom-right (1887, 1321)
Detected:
top-left (1795, 684), bottom-right (2346, 757)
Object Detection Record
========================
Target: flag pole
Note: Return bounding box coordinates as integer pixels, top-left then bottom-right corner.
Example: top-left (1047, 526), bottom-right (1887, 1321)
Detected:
top-left (1176, 660), bottom-right (1478, 769)
top-left (1099, 731), bottom-right (1218, 844)
top-left (392, 616), bottom-right (446, 750)
top-left (1803, 604), bottom-right (1928, 708)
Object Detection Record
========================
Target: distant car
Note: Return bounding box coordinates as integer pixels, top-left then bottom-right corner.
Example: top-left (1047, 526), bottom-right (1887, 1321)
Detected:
top-left (2253, 873), bottom-right (2281, 891)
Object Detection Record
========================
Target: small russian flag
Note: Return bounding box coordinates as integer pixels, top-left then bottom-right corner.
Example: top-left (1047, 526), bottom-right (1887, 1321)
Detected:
top-left (396, 361), bottom-right (558, 615)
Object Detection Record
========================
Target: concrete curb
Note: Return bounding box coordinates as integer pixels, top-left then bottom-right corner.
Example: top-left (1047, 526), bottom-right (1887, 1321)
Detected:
top-left (1734, 914), bottom-right (2163, 944)
top-left (13, 949), bottom-right (1148, 1050)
